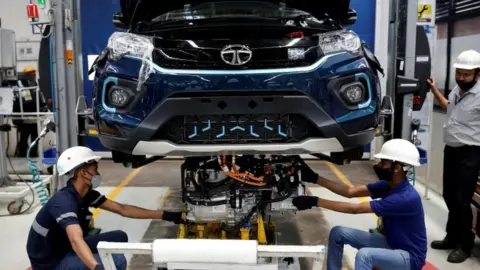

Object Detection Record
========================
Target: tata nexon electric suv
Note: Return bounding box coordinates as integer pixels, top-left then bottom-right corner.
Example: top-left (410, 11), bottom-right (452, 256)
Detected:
top-left (89, 0), bottom-right (384, 167)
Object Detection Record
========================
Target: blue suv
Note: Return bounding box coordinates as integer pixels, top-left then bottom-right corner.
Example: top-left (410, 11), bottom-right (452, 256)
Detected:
top-left (89, 0), bottom-right (384, 165)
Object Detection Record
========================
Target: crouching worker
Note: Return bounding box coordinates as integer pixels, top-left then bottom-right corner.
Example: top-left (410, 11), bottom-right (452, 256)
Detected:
top-left (26, 146), bottom-right (185, 270)
top-left (293, 139), bottom-right (427, 270)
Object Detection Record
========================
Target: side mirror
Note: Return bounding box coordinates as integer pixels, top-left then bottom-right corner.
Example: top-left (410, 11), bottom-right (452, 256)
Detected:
top-left (341, 9), bottom-right (357, 26)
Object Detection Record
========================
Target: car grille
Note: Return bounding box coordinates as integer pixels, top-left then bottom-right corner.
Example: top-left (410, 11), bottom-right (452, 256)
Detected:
top-left (152, 38), bottom-right (321, 70)
top-left (153, 114), bottom-right (322, 144)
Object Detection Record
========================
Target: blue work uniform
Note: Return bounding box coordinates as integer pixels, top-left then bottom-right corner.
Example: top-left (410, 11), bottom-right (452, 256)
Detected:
top-left (367, 178), bottom-right (427, 270)
top-left (26, 180), bottom-right (106, 269)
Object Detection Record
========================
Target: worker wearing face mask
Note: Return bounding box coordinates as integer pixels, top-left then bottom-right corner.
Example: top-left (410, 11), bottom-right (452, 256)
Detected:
top-left (26, 146), bottom-right (185, 270)
top-left (427, 49), bottom-right (480, 263)
top-left (292, 139), bottom-right (427, 270)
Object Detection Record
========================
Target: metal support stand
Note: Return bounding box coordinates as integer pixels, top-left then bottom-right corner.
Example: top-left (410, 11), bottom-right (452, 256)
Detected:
top-left (398, 0), bottom-right (418, 140)
top-left (386, 0), bottom-right (418, 140)
top-left (52, 0), bottom-right (78, 189)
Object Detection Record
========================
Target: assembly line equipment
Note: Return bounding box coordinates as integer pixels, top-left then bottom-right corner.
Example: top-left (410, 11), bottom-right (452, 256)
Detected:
top-left (98, 239), bottom-right (325, 270)
top-left (0, 26), bottom-right (55, 215)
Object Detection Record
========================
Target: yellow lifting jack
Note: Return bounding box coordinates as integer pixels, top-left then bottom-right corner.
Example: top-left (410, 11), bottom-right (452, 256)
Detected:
top-left (177, 205), bottom-right (275, 245)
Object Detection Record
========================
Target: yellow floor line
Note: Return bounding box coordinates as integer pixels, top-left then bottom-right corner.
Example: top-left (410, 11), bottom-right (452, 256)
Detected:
top-left (159, 189), bottom-right (172, 208)
top-left (92, 167), bottom-right (144, 218)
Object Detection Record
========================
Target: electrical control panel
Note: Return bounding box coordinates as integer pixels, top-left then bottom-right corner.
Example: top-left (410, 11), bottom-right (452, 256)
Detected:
top-left (0, 28), bottom-right (16, 69)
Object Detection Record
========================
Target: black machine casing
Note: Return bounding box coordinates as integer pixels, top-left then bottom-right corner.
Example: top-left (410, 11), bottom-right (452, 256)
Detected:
top-left (394, 25), bottom-right (432, 111)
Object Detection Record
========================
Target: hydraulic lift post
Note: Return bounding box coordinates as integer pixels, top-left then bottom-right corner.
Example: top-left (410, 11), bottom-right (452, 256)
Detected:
top-left (384, 0), bottom-right (421, 141)
top-left (395, 0), bottom-right (419, 140)
top-left (383, 0), bottom-right (434, 199)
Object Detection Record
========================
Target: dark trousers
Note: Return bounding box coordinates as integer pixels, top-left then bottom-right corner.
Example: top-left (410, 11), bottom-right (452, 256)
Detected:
top-left (443, 145), bottom-right (480, 251)
top-left (16, 123), bottom-right (39, 157)
top-left (55, 230), bottom-right (128, 269)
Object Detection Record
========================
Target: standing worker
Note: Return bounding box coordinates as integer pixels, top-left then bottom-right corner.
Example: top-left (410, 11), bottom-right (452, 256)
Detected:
top-left (292, 139), bottom-right (427, 270)
top-left (26, 146), bottom-right (185, 270)
top-left (428, 49), bottom-right (480, 263)
top-left (13, 66), bottom-right (47, 157)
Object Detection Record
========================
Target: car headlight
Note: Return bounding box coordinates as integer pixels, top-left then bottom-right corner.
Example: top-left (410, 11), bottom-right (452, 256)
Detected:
top-left (318, 30), bottom-right (361, 55)
top-left (107, 32), bottom-right (154, 60)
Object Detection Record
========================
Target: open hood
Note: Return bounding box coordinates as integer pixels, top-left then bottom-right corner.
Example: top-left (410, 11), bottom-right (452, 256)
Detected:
top-left (118, 0), bottom-right (352, 29)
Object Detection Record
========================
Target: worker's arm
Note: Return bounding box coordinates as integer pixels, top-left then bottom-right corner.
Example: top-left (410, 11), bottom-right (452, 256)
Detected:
top-left (86, 189), bottom-right (172, 220)
top-left (99, 199), bottom-right (184, 223)
top-left (65, 224), bottom-right (100, 269)
top-left (317, 176), bottom-right (372, 198)
top-left (293, 193), bottom-right (418, 217)
top-left (292, 196), bottom-right (373, 214)
top-left (99, 199), bottom-right (163, 219)
top-left (299, 160), bottom-right (372, 198)
top-left (47, 195), bottom-right (100, 269)
top-left (427, 79), bottom-right (448, 111)
top-left (317, 198), bottom-right (373, 214)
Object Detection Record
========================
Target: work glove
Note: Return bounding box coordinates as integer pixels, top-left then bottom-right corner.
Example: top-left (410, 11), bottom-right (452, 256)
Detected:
top-left (292, 196), bottom-right (319, 211)
top-left (298, 159), bottom-right (319, 184)
top-left (162, 211), bottom-right (186, 224)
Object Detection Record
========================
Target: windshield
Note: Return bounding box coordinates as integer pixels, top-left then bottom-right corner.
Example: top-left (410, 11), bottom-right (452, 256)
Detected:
top-left (151, 1), bottom-right (312, 23)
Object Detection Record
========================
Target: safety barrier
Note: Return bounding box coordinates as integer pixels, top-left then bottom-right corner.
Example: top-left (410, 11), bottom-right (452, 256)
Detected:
top-left (0, 86), bottom-right (55, 214)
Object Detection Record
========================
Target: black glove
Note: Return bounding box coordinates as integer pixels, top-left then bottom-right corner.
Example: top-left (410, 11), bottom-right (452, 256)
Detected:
top-left (292, 196), bottom-right (319, 211)
top-left (298, 160), bottom-right (319, 184)
top-left (93, 264), bottom-right (105, 270)
top-left (162, 211), bottom-right (185, 224)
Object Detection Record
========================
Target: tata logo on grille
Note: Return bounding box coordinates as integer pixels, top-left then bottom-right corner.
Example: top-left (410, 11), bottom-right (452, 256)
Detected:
top-left (220, 45), bottom-right (252, 65)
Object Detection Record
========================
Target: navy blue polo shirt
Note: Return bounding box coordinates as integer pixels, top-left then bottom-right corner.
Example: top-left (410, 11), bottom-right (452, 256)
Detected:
top-left (367, 178), bottom-right (427, 270)
top-left (26, 180), bottom-right (107, 269)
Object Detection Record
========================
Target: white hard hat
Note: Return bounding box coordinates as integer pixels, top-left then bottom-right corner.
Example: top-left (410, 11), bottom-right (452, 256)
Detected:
top-left (374, 139), bottom-right (420, 167)
top-left (57, 146), bottom-right (102, 176)
top-left (453, 50), bottom-right (480, 70)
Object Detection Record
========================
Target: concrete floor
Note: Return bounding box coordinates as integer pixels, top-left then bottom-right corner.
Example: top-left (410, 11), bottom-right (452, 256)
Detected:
top-left (0, 159), bottom-right (479, 270)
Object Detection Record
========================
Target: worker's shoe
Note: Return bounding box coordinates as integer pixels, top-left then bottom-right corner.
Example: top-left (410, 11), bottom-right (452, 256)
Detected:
top-left (430, 237), bottom-right (456, 250)
top-left (447, 247), bottom-right (470, 263)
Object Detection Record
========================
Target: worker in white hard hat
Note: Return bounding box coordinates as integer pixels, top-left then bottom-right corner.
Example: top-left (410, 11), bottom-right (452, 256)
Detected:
top-left (26, 146), bottom-right (185, 270)
top-left (293, 139), bottom-right (427, 270)
top-left (427, 49), bottom-right (480, 263)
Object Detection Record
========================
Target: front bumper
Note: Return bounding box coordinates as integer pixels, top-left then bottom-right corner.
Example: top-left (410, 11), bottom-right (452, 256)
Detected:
top-left (97, 94), bottom-right (376, 156)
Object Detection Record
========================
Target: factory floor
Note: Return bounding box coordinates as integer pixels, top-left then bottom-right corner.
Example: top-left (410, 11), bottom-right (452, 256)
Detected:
top-left (0, 159), bottom-right (479, 270)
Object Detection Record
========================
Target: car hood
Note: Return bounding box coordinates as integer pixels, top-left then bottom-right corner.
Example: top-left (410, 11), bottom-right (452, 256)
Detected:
top-left (119, 0), bottom-right (351, 29)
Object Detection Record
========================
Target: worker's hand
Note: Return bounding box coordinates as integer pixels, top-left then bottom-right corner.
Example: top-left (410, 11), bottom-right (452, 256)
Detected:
top-left (298, 160), bottom-right (319, 184)
top-left (93, 264), bottom-right (105, 270)
top-left (427, 78), bottom-right (437, 92)
top-left (162, 211), bottom-right (186, 224)
top-left (292, 196), bottom-right (319, 211)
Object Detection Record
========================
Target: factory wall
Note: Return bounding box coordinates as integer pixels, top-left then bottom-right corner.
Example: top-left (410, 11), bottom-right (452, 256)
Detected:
top-left (0, 0), bottom-right (52, 73)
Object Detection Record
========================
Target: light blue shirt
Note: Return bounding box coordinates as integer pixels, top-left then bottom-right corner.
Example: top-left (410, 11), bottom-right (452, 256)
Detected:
top-left (443, 81), bottom-right (480, 147)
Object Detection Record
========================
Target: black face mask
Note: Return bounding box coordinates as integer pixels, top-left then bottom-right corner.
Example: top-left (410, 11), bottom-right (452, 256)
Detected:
top-left (373, 164), bottom-right (395, 182)
top-left (456, 78), bottom-right (477, 92)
